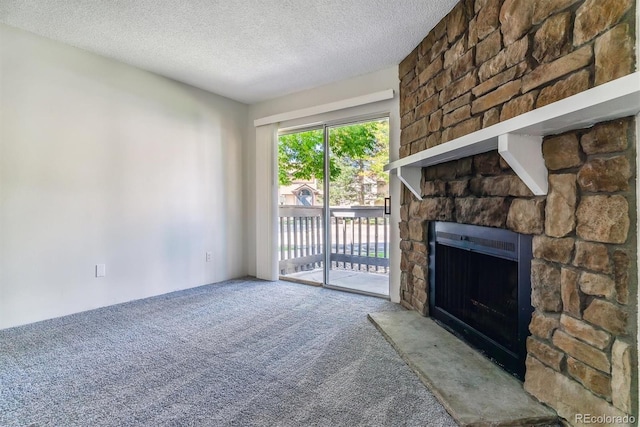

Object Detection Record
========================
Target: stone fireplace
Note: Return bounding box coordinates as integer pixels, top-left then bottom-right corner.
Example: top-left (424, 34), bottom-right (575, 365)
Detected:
top-left (428, 221), bottom-right (533, 379)
top-left (396, 0), bottom-right (637, 424)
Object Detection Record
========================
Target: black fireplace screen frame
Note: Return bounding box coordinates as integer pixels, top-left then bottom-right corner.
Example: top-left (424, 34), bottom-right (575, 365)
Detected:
top-left (428, 221), bottom-right (533, 380)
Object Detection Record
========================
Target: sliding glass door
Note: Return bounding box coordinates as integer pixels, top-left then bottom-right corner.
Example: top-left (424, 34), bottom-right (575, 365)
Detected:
top-left (277, 118), bottom-right (390, 297)
top-left (325, 119), bottom-right (389, 296)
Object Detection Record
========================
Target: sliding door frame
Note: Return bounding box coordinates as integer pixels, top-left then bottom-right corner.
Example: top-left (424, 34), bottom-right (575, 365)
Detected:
top-left (278, 113), bottom-right (390, 294)
top-left (322, 124), bottom-right (331, 286)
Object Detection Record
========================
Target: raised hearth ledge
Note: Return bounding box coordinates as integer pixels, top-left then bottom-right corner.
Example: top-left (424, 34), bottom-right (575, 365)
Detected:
top-left (369, 310), bottom-right (557, 427)
top-left (385, 72), bottom-right (640, 200)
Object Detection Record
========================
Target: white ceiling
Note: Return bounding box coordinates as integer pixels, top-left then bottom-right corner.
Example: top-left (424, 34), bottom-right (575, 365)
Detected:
top-left (0, 0), bottom-right (458, 104)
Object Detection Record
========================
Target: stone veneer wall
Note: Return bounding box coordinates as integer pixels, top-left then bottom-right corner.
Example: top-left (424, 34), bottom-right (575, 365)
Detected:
top-left (399, 119), bottom-right (637, 422)
top-left (523, 120), bottom-right (637, 422)
top-left (399, 0), bottom-right (636, 158)
top-left (397, 0), bottom-right (638, 423)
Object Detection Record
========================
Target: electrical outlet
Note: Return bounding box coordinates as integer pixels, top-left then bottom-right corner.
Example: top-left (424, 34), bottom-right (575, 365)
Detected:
top-left (96, 264), bottom-right (106, 277)
top-left (205, 252), bottom-right (212, 262)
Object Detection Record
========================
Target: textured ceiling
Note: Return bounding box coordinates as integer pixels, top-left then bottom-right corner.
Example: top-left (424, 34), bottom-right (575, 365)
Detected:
top-left (0, 0), bottom-right (458, 104)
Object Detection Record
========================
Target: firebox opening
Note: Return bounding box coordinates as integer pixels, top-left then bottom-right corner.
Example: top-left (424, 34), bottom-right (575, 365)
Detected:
top-left (428, 222), bottom-right (533, 380)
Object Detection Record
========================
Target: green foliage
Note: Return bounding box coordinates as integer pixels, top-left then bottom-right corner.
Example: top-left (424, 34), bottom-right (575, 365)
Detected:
top-left (278, 120), bottom-right (389, 207)
top-left (328, 159), bottom-right (359, 206)
top-left (278, 129), bottom-right (324, 186)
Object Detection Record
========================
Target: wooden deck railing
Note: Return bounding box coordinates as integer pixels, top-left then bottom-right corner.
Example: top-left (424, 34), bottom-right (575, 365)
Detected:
top-left (278, 206), bottom-right (389, 275)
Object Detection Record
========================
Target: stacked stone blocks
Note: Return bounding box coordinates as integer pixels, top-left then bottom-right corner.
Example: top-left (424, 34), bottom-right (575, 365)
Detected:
top-left (398, 0), bottom-right (637, 422)
top-left (399, 0), bottom-right (635, 158)
top-left (398, 118), bottom-right (637, 422)
top-left (523, 119), bottom-right (636, 421)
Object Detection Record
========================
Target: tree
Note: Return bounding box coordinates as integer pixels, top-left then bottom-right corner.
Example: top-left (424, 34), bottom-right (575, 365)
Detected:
top-left (278, 120), bottom-right (389, 206)
top-left (278, 129), bottom-right (324, 186)
top-left (328, 158), bottom-right (359, 206)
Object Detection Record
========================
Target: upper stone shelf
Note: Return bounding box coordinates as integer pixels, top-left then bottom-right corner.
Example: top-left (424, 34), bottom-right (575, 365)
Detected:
top-left (385, 72), bottom-right (640, 200)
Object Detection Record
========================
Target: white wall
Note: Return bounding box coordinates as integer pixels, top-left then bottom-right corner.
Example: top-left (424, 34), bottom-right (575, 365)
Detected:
top-left (0, 25), bottom-right (248, 329)
top-left (245, 67), bottom-right (401, 301)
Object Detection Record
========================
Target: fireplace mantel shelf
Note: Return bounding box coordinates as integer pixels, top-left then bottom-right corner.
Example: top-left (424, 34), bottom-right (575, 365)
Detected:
top-left (385, 72), bottom-right (640, 200)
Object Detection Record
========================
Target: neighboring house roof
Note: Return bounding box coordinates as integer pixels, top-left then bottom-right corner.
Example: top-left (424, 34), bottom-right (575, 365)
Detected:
top-left (279, 181), bottom-right (321, 196)
top-left (292, 184), bottom-right (320, 195)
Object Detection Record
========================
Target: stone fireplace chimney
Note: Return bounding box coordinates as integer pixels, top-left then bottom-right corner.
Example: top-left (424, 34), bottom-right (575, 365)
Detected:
top-left (396, 0), bottom-right (637, 424)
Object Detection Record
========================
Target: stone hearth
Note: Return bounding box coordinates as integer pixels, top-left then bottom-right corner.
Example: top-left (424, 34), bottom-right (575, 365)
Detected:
top-left (369, 311), bottom-right (557, 426)
top-left (396, 0), bottom-right (637, 424)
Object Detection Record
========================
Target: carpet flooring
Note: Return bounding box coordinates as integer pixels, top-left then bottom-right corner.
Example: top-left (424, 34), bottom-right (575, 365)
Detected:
top-left (1, 278), bottom-right (456, 426)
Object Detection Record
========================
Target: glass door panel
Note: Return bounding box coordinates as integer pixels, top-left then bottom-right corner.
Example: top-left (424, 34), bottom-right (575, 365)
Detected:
top-left (277, 128), bottom-right (324, 285)
top-left (326, 119), bottom-right (390, 296)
